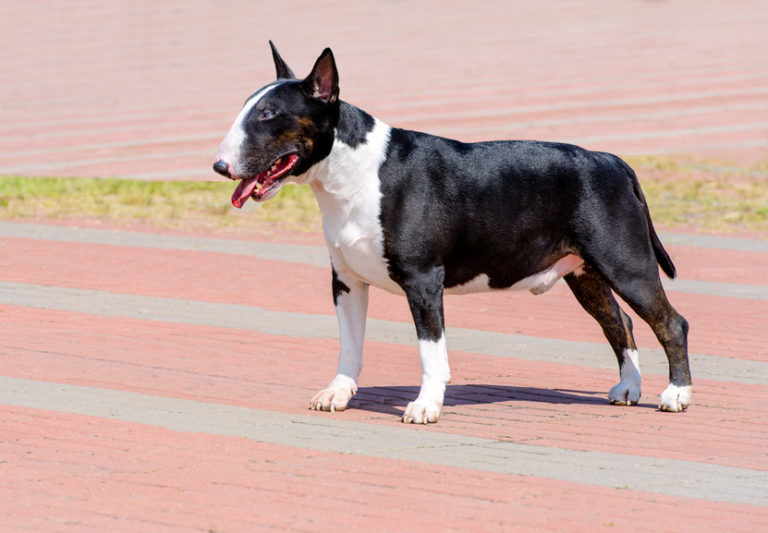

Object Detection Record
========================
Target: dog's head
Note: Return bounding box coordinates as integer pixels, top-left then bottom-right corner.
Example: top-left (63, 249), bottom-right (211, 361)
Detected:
top-left (214, 42), bottom-right (340, 207)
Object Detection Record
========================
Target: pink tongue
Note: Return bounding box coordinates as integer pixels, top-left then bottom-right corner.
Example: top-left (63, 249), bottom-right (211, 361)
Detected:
top-left (231, 177), bottom-right (261, 208)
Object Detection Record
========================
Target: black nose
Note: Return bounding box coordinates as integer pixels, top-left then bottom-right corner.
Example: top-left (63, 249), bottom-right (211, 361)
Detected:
top-left (213, 160), bottom-right (230, 177)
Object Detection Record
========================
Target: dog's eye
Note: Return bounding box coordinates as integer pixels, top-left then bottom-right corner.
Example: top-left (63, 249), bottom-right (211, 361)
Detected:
top-left (258, 108), bottom-right (277, 121)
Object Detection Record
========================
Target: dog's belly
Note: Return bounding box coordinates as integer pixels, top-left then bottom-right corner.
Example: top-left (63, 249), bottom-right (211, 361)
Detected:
top-left (446, 254), bottom-right (584, 295)
top-left (333, 237), bottom-right (584, 297)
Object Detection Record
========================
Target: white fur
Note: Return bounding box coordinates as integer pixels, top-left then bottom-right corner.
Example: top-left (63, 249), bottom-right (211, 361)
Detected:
top-left (216, 82), bottom-right (286, 177)
top-left (306, 119), bottom-right (402, 294)
top-left (609, 348), bottom-right (642, 405)
top-left (446, 274), bottom-right (493, 294)
top-left (310, 277), bottom-right (369, 412)
top-left (302, 118), bottom-right (403, 414)
top-left (659, 383), bottom-right (692, 412)
top-left (402, 335), bottom-right (451, 424)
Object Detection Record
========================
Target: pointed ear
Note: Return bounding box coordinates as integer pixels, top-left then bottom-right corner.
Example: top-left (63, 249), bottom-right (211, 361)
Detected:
top-left (269, 40), bottom-right (296, 80)
top-left (302, 48), bottom-right (339, 104)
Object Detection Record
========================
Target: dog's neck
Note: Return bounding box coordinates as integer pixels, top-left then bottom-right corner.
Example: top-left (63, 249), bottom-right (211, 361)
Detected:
top-left (304, 102), bottom-right (391, 211)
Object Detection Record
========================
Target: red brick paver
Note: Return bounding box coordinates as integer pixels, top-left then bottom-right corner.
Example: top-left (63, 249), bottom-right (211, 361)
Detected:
top-left (5, 406), bottom-right (765, 533)
top-left (1, 222), bottom-right (768, 529)
top-left (2, 236), bottom-right (766, 361)
top-left (2, 302), bottom-right (767, 471)
top-left (0, 0), bottom-right (765, 182)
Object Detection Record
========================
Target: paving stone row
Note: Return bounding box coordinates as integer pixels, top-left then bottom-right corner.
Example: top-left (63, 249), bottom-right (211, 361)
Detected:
top-left (1, 220), bottom-right (767, 530)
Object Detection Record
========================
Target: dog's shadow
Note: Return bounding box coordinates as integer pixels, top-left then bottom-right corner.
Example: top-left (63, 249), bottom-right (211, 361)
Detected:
top-left (350, 384), bottom-right (656, 416)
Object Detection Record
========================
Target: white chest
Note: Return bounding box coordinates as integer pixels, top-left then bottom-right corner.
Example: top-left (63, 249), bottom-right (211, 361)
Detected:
top-left (308, 119), bottom-right (403, 294)
top-left (325, 212), bottom-right (400, 293)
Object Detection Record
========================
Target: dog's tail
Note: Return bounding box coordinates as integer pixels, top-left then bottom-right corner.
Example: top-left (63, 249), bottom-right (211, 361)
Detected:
top-left (621, 160), bottom-right (677, 279)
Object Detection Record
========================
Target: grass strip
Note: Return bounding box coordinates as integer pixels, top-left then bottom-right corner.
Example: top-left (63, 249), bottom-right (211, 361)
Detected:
top-left (0, 155), bottom-right (766, 236)
top-left (0, 176), bottom-right (321, 233)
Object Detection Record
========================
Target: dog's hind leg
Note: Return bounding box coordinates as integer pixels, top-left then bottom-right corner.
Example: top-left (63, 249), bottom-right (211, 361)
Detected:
top-left (565, 265), bottom-right (642, 405)
top-left (584, 254), bottom-right (692, 412)
top-left (310, 267), bottom-right (369, 412)
top-left (400, 266), bottom-right (451, 424)
top-left (616, 278), bottom-right (691, 412)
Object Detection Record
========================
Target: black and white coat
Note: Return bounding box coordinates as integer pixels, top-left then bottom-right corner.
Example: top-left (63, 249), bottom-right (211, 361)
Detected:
top-left (214, 44), bottom-right (692, 423)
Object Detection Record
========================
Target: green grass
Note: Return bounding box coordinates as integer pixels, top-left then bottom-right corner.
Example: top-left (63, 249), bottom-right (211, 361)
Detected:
top-left (1, 155), bottom-right (766, 236)
top-left (624, 155), bottom-right (768, 234)
top-left (0, 176), bottom-right (322, 234)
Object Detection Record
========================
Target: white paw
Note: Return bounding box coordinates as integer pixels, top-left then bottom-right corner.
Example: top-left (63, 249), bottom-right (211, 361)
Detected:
top-left (309, 376), bottom-right (357, 412)
top-left (402, 399), bottom-right (442, 424)
top-left (659, 383), bottom-right (692, 412)
top-left (609, 349), bottom-right (641, 405)
top-left (609, 380), bottom-right (641, 405)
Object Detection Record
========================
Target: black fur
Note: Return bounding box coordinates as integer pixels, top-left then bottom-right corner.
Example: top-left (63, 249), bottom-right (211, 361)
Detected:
top-left (336, 103), bottom-right (375, 148)
top-left (270, 40), bottom-right (296, 80)
top-left (377, 131), bottom-right (670, 291)
top-left (331, 267), bottom-right (351, 306)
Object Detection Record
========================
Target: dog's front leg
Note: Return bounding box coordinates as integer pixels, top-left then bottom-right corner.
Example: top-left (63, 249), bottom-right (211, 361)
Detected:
top-left (310, 268), bottom-right (369, 413)
top-left (402, 268), bottom-right (451, 424)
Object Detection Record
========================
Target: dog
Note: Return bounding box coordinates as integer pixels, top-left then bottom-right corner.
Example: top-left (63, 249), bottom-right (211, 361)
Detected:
top-left (213, 42), bottom-right (692, 423)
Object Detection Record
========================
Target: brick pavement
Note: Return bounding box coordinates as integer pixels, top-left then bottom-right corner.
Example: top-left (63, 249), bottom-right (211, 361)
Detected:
top-left (1, 1), bottom-right (768, 531)
top-left (1, 221), bottom-right (768, 531)
top-left (0, 0), bottom-right (766, 181)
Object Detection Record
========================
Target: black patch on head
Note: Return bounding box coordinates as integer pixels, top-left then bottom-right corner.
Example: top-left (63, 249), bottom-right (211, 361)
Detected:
top-left (230, 47), bottom-right (348, 182)
top-left (336, 103), bottom-right (375, 148)
top-left (331, 267), bottom-right (351, 306)
top-left (238, 80), bottom-right (340, 178)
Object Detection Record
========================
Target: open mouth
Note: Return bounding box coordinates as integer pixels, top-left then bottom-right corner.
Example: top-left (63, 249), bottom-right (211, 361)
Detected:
top-left (231, 153), bottom-right (300, 208)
